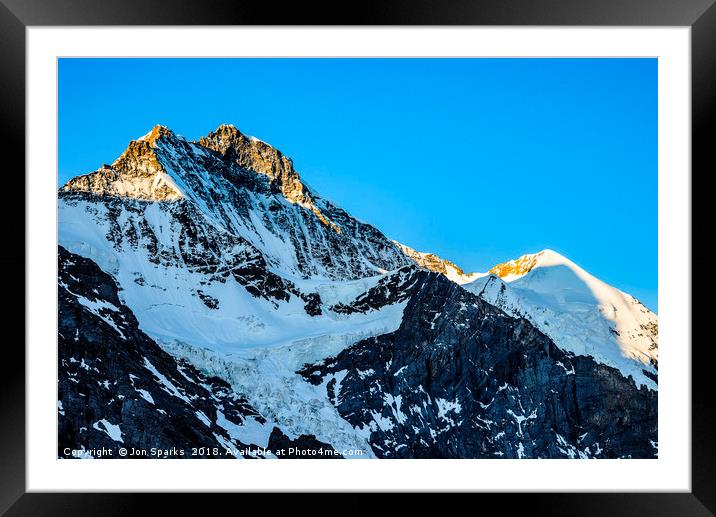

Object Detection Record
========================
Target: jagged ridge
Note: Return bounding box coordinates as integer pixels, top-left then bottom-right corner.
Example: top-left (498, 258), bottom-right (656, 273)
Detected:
top-left (393, 241), bottom-right (485, 285)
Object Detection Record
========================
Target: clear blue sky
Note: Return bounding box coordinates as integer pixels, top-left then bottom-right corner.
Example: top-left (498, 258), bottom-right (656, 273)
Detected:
top-left (59, 58), bottom-right (657, 311)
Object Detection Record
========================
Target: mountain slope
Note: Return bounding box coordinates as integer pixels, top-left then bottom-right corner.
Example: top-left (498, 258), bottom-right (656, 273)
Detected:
top-left (392, 244), bottom-right (658, 389)
top-left (465, 250), bottom-right (658, 389)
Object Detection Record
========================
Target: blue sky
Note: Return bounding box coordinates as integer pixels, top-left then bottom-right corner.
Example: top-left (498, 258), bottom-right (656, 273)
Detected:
top-left (59, 58), bottom-right (657, 311)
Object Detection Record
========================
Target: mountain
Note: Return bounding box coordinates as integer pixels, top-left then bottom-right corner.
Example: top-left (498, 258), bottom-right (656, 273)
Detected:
top-left (464, 250), bottom-right (658, 389)
top-left (58, 123), bottom-right (658, 458)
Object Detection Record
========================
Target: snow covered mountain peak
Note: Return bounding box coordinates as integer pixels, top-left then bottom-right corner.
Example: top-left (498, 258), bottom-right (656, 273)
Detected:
top-left (528, 248), bottom-right (569, 265)
top-left (467, 249), bottom-right (659, 389)
top-left (488, 249), bottom-right (570, 282)
top-left (58, 124), bottom-right (660, 457)
top-left (60, 122), bottom-right (339, 230)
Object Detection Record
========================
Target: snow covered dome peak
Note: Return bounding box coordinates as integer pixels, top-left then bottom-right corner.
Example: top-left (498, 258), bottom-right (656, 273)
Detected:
top-left (532, 249), bottom-right (573, 266)
top-left (488, 249), bottom-right (572, 282)
top-left (467, 248), bottom-right (659, 389)
top-left (536, 248), bottom-right (561, 258)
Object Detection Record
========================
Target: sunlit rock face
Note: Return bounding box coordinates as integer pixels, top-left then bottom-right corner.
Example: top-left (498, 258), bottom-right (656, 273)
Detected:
top-left (198, 124), bottom-right (312, 207)
top-left (60, 124), bottom-right (411, 288)
top-left (393, 241), bottom-right (486, 285)
top-left (60, 126), bottom-right (183, 201)
top-left (488, 250), bottom-right (548, 281)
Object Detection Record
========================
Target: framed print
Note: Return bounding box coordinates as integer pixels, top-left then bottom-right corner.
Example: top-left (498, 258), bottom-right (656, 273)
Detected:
top-left (2, 0), bottom-right (714, 514)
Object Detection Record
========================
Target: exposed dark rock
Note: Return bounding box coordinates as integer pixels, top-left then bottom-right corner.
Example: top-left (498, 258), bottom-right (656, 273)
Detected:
top-left (267, 428), bottom-right (342, 459)
top-left (196, 289), bottom-right (220, 309)
top-left (643, 369), bottom-right (658, 384)
top-left (301, 292), bottom-right (323, 316)
top-left (331, 266), bottom-right (419, 314)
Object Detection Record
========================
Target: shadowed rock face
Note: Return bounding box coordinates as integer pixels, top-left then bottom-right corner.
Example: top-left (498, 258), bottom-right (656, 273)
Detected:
top-left (58, 246), bottom-right (336, 459)
top-left (301, 271), bottom-right (658, 459)
top-left (267, 428), bottom-right (343, 459)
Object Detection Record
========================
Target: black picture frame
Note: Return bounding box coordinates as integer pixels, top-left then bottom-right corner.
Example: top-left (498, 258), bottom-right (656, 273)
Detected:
top-left (2, 0), bottom-right (713, 514)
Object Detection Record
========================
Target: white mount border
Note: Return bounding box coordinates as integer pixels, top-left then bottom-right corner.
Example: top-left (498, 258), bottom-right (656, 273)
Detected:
top-left (27, 27), bottom-right (690, 492)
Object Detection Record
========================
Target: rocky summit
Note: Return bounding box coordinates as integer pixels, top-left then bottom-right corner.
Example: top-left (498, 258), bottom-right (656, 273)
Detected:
top-left (58, 123), bottom-right (658, 459)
